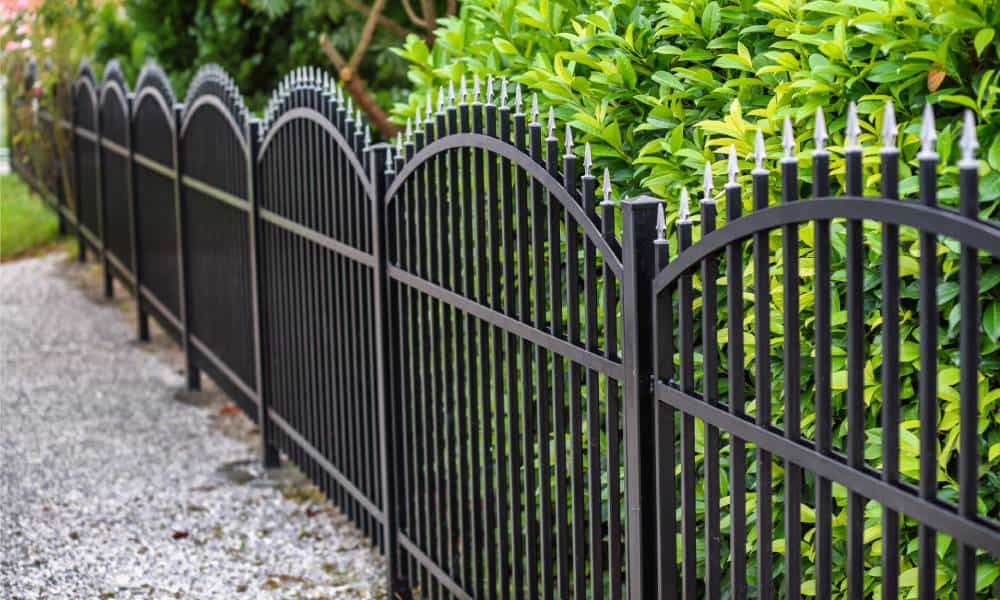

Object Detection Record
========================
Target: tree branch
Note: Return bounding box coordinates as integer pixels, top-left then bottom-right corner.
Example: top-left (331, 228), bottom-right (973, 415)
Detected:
top-left (341, 0), bottom-right (412, 40)
top-left (400, 0), bottom-right (427, 28)
top-left (420, 0), bottom-right (437, 43)
top-left (319, 34), bottom-right (399, 139)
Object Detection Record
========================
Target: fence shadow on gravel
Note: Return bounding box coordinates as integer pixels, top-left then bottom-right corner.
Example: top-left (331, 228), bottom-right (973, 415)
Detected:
top-left (8, 56), bottom-right (1000, 599)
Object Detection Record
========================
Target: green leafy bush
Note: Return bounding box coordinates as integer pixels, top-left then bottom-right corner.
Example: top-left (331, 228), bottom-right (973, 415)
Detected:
top-left (391, 0), bottom-right (1000, 597)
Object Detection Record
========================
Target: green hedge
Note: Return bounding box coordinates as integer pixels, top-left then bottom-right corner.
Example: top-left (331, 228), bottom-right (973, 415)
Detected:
top-left (392, 1), bottom-right (1000, 597)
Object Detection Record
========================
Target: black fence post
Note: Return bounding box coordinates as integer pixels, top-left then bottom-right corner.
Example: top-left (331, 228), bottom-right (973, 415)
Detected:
top-left (173, 102), bottom-right (200, 391)
top-left (369, 141), bottom-right (408, 597)
top-left (621, 194), bottom-right (661, 598)
top-left (247, 118), bottom-right (278, 468)
top-left (72, 81), bottom-right (86, 264)
top-left (96, 89), bottom-right (112, 299)
top-left (126, 92), bottom-right (149, 342)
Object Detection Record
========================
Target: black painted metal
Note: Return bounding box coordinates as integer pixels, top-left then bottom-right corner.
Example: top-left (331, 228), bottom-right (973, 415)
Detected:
top-left (14, 62), bottom-right (1000, 600)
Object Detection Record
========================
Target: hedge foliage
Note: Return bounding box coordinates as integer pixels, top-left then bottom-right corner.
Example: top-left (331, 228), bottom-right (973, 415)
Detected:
top-left (391, 1), bottom-right (1000, 597)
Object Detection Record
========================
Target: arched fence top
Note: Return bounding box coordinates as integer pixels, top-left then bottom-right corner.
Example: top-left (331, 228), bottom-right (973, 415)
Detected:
top-left (75, 58), bottom-right (96, 89)
top-left (182, 63), bottom-right (250, 138)
top-left (257, 106), bottom-right (373, 197)
top-left (651, 196), bottom-right (1000, 294)
top-left (100, 59), bottom-right (129, 95)
top-left (384, 132), bottom-right (624, 278)
top-left (135, 61), bottom-right (176, 108)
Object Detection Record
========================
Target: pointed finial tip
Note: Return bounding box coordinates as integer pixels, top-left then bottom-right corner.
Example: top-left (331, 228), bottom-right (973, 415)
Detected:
top-left (655, 202), bottom-right (666, 240)
top-left (882, 100), bottom-right (898, 149)
top-left (845, 101), bottom-right (861, 150)
top-left (754, 128), bottom-right (766, 170)
top-left (960, 109), bottom-right (979, 163)
top-left (564, 124), bottom-right (573, 154)
top-left (531, 93), bottom-right (539, 122)
top-left (813, 107), bottom-right (828, 152)
top-left (702, 160), bottom-right (714, 202)
top-left (679, 187), bottom-right (690, 222)
top-left (547, 106), bottom-right (556, 136)
top-left (602, 167), bottom-right (611, 201)
top-left (727, 144), bottom-right (739, 185)
top-left (782, 116), bottom-right (796, 159)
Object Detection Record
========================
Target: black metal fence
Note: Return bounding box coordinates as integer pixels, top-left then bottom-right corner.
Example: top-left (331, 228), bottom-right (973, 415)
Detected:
top-left (9, 58), bottom-right (1000, 599)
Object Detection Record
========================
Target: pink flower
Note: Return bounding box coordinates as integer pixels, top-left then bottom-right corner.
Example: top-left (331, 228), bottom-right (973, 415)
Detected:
top-left (20, 38), bottom-right (30, 49)
top-left (16, 23), bottom-right (29, 35)
top-left (42, 37), bottom-right (52, 49)
top-left (4, 40), bottom-right (20, 52)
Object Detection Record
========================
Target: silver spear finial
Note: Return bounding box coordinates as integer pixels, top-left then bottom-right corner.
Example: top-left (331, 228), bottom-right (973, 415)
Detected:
top-left (547, 106), bottom-right (556, 138)
top-left (960, 109), bottom-right (979, 165)
top-left (584, 142), bottom-right (593, 177)
top-left (514, 83), bottom-right (522, 113)
top-left (727, 144), bottom-right (739, 186)
top-left (920, 102), bottom-right (937, 157)
top-left (531, 93), bottom-right (539, 124)
top-left (754, 128), bottom-right (766, 171)
top-left (602, 167), bottom-right (612, 203)
top-left (845, 101), bottom-right (861, 151)
top-left (564, 124), bottom-right (573, 155)
top-left (487, 75), bottom-right (494, 104)
top-left (655, 202), bottom-right (666, 242)
top-left (679, 187), bottom-right (690, 222)
top-left (782, 116), bottom-right (796, 160)
top-left (702, 160), bottom-right (714, 203)
top-left (882, 100), bottom-right (897, 150)
top-left (814, 107), bottom-right (828, 153)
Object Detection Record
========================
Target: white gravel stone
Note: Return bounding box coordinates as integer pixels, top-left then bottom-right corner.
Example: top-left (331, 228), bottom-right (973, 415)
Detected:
top-left (0, 254), bottom-right (386, 598)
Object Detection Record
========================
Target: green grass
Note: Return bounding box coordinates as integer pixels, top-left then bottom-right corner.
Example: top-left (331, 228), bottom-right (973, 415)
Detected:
top-left (0, 173), bottom-right (63, 260)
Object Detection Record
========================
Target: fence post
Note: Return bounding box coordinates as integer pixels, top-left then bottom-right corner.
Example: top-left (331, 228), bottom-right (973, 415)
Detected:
top-left (173, 102), bottom-right (200, 391)
top-left (96, 90), bottom-right (112, 299)
top-left (369, 141), bottom-right (408, 597)
top-left (72, 81), bottom-right (86, 264)
top-left (621, 195), bottom-right (661, 598)
top-left (247, 118), bottom-right (279, 468)
top-left (126, 93), bottom-right (149, 342)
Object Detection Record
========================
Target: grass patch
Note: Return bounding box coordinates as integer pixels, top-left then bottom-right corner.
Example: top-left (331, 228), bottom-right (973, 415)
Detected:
top-left (0, 173), bottom-right (66, 261)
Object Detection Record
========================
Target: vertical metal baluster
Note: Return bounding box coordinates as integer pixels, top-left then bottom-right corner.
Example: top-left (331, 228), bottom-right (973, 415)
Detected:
top-left (472, 80), bottom-right (493, 599)
top-left (459, 79), bottom-right (477, 592)
top-left (587, 161), bottom-right (605, 600)
top-left (916, 103), bottom-right (939, 600)
top-left (545, 108), bottom-right (571, 600)
top-left (564, 125), bottom-right (586, 598)
top-left (486, 78), bottom-right (509, 600)
top-left (435, 89), bottom-right (452, 596)
top-left (844, 101), bottom-right (865, 600)
top-left (780, 117), bottom-right (802, 600)
top-left (812, 109), bottom-right (833, 600)
top-left (956, 110), bottom-right (980, 600)
top-left (515, 86), bottom-right (540, 600)
top-left (499, 80), bottom-right (522, 600)
top-left (444, 84), bottom-right (462, 589)
top-left (529, 95), bottom-right (555, 600)
top-left (448, 82), bottom-right (469, 590)
top-left (879, 101), bottom-right (901, 600)
top-left (653, 195), bottom-right (678, 599)
top-left (751, 130), bottom-right (772, 600)
top-left (701, 160), bottom-right (722, 600)
top-left (677, 187), bottom-right (697, 600)
top-left (725, 146), bottom-right (747, 600)
top-left (601, 184), bottom-right (622, 600)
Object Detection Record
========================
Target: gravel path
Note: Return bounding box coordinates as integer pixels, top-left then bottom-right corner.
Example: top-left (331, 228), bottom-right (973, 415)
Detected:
top-left (0, 254), bottom-right (386, 598)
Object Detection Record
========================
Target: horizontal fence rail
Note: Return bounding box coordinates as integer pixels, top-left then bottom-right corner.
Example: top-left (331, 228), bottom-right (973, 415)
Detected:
top-left (8, 57), bottom-right (1000, 599)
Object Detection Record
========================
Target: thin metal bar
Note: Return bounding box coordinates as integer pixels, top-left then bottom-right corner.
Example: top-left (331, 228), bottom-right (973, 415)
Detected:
top-left (812, 145), bottom-right (833, 600)
top-left (601, 196), bottom-right (622, 600)
top-left (678, 207), bottom-right (696, 600)
top-left (701, 191), bottom-right (722, 600)
top-left (880, 137), bottom-right (901, 600)
top-left (725, 170), bottom-right (746, 600)
top-left (917, 122), bottom-right (939, 600)
top-left (780, 144), bottom-right (801, 600)
top-left (956, 127), bottom-right (980, 600)
top-left (845, 138), bottom-right (865, 600)
top-left (752, 156), bottom-right (772, 600)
